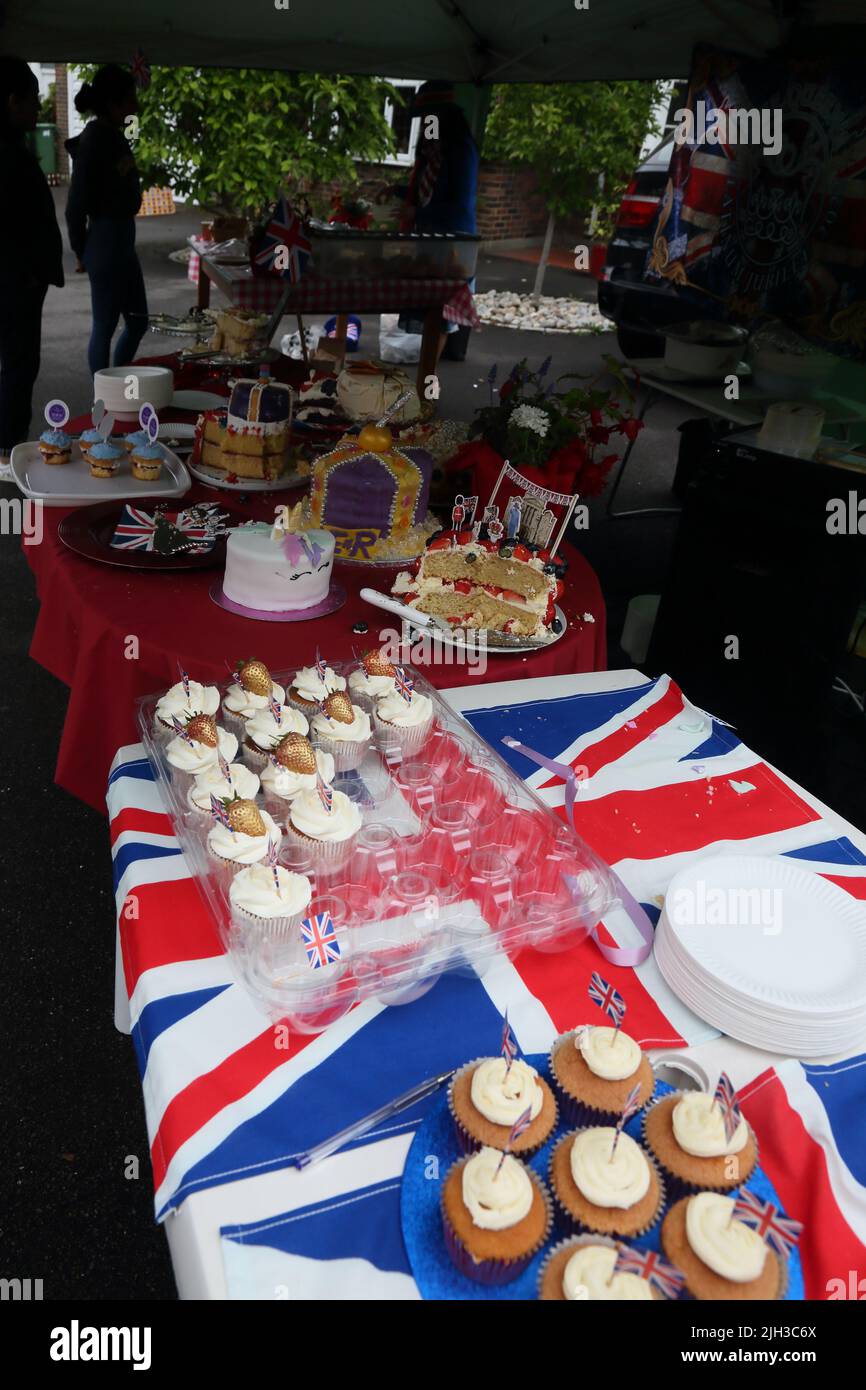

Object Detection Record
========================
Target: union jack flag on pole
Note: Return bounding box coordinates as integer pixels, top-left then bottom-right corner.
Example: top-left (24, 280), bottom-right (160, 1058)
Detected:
top-left (732, 1189), bottom-right (803, 1258)
top-left (317, 773), bottom-right (333, 815)
top-left (209, 794), bottom-right (231, 829)
top-left (714, 1070), bottom-right (741, 1144)
top-left (494, 1104), bottom-right (534, 1176)
top-left (394, 665), bottom-right (414, 704)
top-left (315, 652), bottom-right (327, 682)
top-left (613, 1247), bottom-right (685, 1299)
top-left (588, 971), bottom-right (626, 1028)
top-left (254, 196), bottom-right (313, 284)
top-left (611, 1081), bottom-right (642, 1159)
top-left (301, 910), bottom-right (341, 969)
top-left (500, 1011), bottom-right (518, 1073)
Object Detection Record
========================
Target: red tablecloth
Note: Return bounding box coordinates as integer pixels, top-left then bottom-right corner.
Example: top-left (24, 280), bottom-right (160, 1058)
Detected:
top-left (25, 493), bottom-right (606, 812)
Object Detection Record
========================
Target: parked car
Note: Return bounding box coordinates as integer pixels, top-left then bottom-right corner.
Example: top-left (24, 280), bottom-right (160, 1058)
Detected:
top-left (597, 135), bottom-right (696, 359)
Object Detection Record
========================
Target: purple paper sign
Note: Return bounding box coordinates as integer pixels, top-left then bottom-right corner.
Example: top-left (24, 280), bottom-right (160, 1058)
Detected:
top-left (44, 399), bottom-right (69, 428)
top-left (140, 402), bottom-right (159, 441)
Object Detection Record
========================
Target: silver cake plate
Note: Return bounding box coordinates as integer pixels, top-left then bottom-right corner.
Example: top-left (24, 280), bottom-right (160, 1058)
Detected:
top-left (209, 579), bottom-right (347, 622)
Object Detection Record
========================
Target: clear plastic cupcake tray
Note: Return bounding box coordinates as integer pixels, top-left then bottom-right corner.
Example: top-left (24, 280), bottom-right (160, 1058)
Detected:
top-left (136, 664), bottom-right (619, 1033)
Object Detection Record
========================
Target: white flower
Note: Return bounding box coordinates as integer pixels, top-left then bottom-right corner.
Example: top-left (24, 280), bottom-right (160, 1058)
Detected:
top-left (509, 403), bottom-right (550, 438)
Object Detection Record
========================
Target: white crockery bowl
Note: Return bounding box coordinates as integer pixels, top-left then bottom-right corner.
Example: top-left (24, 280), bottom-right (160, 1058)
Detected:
top-left (93, 365), bottom-right (174, 421)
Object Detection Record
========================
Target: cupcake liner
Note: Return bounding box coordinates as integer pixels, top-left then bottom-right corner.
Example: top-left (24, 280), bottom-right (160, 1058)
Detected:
top-left (230, 902), bottom-right (306, 943)
top-left (642, 1092), bottom-right (760, 1203)
top-left (548, 1128), bottom-right (667, 1240)
top-left (447, 1057), bottom-right (558, 1158)
top-left (284, 817), bottom-right (358, 870)
top-left (207, 843), bottom-right (269, 891)
top-left (372, 708), bottom-right (433, 761)
top-left (537, 1232), bottom-right (670, 1301)
top-left (548, 1031), bottom-right (655, 1129)
top-left (312, 731), bottom-right (371, 774)
top-left (440, 1156), bottom-right (553, 1286)
top-left (285, 688), bottom-right (321, 718)
top-left (220, 704), bottom-right (248, 738)
top-left (240, 738), bottom-right (274, 771)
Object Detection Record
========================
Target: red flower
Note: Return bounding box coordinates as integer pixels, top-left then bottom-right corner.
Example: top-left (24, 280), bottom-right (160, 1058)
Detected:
top-left (620, 417), bottom-right (643, 441)
top-left (588, 425), bottom-right (611, 445)
top-left (499, 380), bottom-right (516, 402)
top-left (590, 408), bottom-right (603, 427)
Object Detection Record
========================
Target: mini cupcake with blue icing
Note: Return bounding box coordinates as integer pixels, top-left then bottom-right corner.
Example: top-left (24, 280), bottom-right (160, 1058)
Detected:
top-left (39, 429), bottom-right (72, 464)
top-left (88, 440), bottom-right (124, 479)
top-left (124, 428), bottom-right (152, 454)
top-left (78, 427), bottom-right (104, 458)
top-left (130, 443), bottom-right (164, 482)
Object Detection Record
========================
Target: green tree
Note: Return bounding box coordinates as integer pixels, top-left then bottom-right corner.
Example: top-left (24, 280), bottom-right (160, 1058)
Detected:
top-left (74, 67), bottom-right (398, 221)
top-left (484, 81), bottom-right (663, 299)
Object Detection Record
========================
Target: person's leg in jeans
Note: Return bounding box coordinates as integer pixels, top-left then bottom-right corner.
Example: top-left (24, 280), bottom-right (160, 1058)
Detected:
top-left (113, 251), bottom-right (148, 366)
top-left (85, 261), bottom-right (123, 375)
top-left (0, 284), bottom-right (47, 458)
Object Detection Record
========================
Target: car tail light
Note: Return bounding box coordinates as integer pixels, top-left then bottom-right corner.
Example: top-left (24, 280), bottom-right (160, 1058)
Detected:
top-left (616, 178), bottom-right (660, 230)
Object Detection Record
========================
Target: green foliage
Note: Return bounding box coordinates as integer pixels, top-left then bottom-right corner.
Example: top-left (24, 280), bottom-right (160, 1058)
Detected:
top-left (484, 81), bottom-right (664, 240)
top-left (38, 82), bottom-right (56, 124)
top-left (73, 66), bottom-right (398, 220)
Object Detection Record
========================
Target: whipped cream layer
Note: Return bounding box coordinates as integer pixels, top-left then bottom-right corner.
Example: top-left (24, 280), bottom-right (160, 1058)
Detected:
top-left (290, 665), bottom-right (346, 704)
top-left (570, 1129), bottom-right (651, 1210)
top-left (470, 1057), bottom-right (543, 1127)
top-left (562, 1245), bottom-right (653, 1301)
top-left (376, 690), bottom-right (433, 728)
top-left (167, 727), bottom-right (237, 774)
top-left (156, 679), bottom-right (221, 728)
top-left (229, 863), bottom-right (312, 920)
top-left (672, 1092), bottom-right (748, 1158)
top-left (579, 1026), bottom-right (642, 1082)
top-left (311, 703), bottom-right (371, 744)
top-left (245, 703), bottom-right (309, 750)
top-left (260, 748), bottom-right (335, 802)
top-left (348, 668), bottom-right (395, 700)
top-left (187, 760), bottom-right (260, 811)
top-left (289, 787), bottom-right (362, 843)
top-left (462, 1147), bottom-right (534, 1231)
top-left (685, 1192), bottom-right (767, 1283)
top-left (207, 808), bottom-right (282, 864)
top-left (223, 679), bottom-right (286, 720)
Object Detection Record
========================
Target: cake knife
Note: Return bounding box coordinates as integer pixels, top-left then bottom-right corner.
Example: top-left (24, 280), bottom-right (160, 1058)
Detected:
top-left (359, 587), bottom-right (557, 650)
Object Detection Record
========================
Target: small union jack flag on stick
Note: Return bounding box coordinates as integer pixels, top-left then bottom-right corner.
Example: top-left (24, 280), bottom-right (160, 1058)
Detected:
top-left (267, 692), bottom-right (283, 723)
top-left (254, 195), bottom-right (313, 284)
top-left (209, 794), bottom-right (232, 829)
top-left (265, 837), bottom-right (281, 896)
top-left (301, 910), bottom-right (341, 969)
top-left (610, 1081), bottom-right (642, 1159)
top-left (494, 1105), bottom-right (534, 1178)
top-left (317, 772), bottom-right (333, 815)
top-left (177, 663), bottom-right (191, 699)
top-left (501, 1010), bottom-right (518, 1074)
top-left (218, 751), bottom-right (232, 783)
top-left (613, 1247), bottom-right (685, 1299)
top-left (713, 1071), bottom-right (741, 1144)
top-left (171, 715), bottom-right (193, 744)
top-left (314, 651), bottom-right (327, 681)
top-left (588, 971), bottom-right (626, 1031)
top-left (394, 665), bottom-right (414, 703)
top-left (731, 1190), bottom-right (803, 1257)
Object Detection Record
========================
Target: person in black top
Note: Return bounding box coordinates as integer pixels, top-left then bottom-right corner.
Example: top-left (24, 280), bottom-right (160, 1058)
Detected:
top-left (65, 64), bottom-right (148, 374)
top-left (0, 57), bottom-right (64, 467)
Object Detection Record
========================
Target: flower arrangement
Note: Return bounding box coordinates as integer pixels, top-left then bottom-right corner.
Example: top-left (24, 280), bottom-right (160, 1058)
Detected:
top-left (466, 356), bottom-right (643, 496)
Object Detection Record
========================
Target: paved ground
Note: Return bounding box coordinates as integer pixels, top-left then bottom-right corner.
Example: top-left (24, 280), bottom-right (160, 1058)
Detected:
top-left (2, 194), bottom-right (863, 1299)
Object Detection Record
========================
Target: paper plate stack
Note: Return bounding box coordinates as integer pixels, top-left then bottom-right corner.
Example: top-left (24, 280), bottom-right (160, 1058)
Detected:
top-left (655, 855), bottom-right (866, 1056)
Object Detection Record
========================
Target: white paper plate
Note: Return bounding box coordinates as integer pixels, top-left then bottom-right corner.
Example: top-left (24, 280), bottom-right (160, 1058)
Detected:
top-left (171, 389), bottom-right (228, 412)
top-left (186, 458), bottom-right (308, 493)
top-left (10, 441), bottom-right (191, 508)
top-left (157, 422), bottom-right (197, 453)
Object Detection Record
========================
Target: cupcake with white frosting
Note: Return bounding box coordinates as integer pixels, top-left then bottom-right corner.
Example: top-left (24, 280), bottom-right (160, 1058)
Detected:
top-left (373, 681), bottom-right (433, 759)
top-left (206, 798), bottom-right (282, 887)
top-left (661, 1191), bottom-right (786, 1300)
top-left (285, 785), bottom-right (362, 867)
top-left (260, 734), bottom-right (335, 814)
top-left (154, 677), bottom-right (221, 741)
top-left (538, 1235), bottom-right (661, 1301)
top-left (222, 659), bottom-right (286, 734)
top-left (241, 701), bottom-right (309, 769)
top-left (550, 1025), bottom-right (655, 1127)
top-left (643, 1089), bottom-right (758, 1200)
top-left (347, 649), bottom-right (397, 710)
top-left (441, 1146), bottom-right (552, 1285)
top-left (448, 1056), bottom-right (557, 1155)
top-left (186, 759), bottom-right (260, 818)
top-left (549, 1126), bottom-right (665, 1238)
top-left (229, 862), bottom-right (312, 940)
top-left (165, 715), bottom-right (238, 783)
top-left (286, 662), bottom-right (346, 714)
top-left (310, 691), bottom-right (372, 772)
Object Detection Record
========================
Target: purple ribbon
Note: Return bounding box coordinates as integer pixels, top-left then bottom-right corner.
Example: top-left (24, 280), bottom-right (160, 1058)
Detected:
top-left (501, 736), bottom-right (654, 967)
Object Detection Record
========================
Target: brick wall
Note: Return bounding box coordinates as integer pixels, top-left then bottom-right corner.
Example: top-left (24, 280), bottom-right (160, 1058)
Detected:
top-left (476, 163), bottom-right (549, 240)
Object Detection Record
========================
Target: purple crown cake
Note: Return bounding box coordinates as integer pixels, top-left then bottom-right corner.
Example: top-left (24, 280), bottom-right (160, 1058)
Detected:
top-left (307, 423), bottom-right (435, 563)
top-left (227, 376), bottom-right (292, 434)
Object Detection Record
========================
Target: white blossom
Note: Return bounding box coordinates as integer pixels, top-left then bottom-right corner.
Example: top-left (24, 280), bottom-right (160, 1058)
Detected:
top-left (510, 403), bottom-right (550, 438)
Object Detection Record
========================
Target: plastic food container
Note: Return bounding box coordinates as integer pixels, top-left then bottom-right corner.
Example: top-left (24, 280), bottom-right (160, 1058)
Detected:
top-left (136, 663), bottom-right (618, 1033)
top-left (307, 228), bottom-right (480, 282)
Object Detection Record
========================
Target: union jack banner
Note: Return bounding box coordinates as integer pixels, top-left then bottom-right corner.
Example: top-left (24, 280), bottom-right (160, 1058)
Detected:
top-left (393, 666), bottom-right (414, 703)
top-left (714, 1070), bottom-right (741, 1144)
top-left (301, 911), bottom-right (341, 969)
top-left (209, 794), bottom-right (231, 829)
top-left (733, 1189), bottom-right (804, 1258)
top-left (111, 506), bottom-right (211, 553)
top-left (317, 773), bottom-right (333, 815)
top-left (254, 196), bottom-right (313, 284)
top-left (501, 1011), bottom-right (518, 1070)
top-left (588, 971), bottom-right (626, 1027)
top-left (613, 1247), bottom-right (685, 1299)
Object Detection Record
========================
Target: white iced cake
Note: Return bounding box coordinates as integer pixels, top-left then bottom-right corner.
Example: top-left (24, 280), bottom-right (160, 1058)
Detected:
top-left (223, 520), bottom-right (335, 612)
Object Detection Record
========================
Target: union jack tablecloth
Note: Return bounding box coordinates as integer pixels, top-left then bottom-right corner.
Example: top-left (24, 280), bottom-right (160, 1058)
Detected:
top-left (108, 672), bottom-right (866, 1298)
top-left (197, 253), bottom-right (480, 327)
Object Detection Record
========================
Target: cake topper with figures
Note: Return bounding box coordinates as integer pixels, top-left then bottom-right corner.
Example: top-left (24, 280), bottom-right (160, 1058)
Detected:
top-left (484, 461), bottom-right (580, 558)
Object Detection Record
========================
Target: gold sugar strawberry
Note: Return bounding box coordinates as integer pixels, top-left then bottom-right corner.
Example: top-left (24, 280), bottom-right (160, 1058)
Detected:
top-left (238, 659), bottom-right (273, 697)
top-left (362, 648), bottom-right (396, 678)
top-left (227, 799), bottom-right (266, 836)
top-left (185, 713), bottom-right (218, 747)
top-left (274, 733), bottom-right (317, 774)
top-left (322, 691), bottom-right (355, 725)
